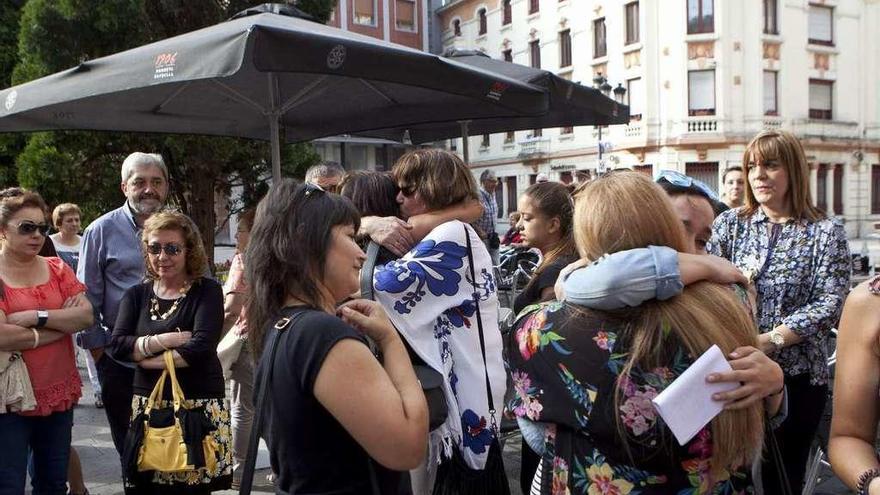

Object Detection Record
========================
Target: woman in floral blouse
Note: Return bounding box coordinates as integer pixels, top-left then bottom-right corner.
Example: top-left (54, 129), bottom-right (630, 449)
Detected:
top-left (508, 172), bottom-right (772, 494)
top-left (709, 130), bottom-right (850, 493)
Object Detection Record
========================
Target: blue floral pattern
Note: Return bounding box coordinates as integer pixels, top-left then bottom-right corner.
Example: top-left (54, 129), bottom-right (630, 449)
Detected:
top-left (374, 239), bottom-right (466, 314)
top-left (709, 208), bottom-right (851, 385)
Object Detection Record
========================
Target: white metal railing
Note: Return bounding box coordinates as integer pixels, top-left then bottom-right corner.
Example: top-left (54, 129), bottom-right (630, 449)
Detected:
top-left (685, 117), bottom-right (720, 133)
top-left (624, 123), bottom-right (644, 138)
top-left (518, 136), bottom-right (551, 157)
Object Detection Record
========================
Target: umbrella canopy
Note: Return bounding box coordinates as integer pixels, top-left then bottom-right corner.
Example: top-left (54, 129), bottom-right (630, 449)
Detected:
top-left (361, 50), bottom-right (629, 151)
top-left (0, 6), bottom-right (549, 179)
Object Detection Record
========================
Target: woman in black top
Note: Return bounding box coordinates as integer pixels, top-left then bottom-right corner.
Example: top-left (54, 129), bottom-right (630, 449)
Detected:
top-left (246, 180), bottom-right (428, 495)
top-left (110, 212), bottom-right (231, 494)
top-left (509, 181), bottom-right (578, 493)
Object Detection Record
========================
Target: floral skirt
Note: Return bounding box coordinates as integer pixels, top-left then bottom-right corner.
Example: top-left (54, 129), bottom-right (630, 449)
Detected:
top-left (125, 395), bottom-right (233, 494)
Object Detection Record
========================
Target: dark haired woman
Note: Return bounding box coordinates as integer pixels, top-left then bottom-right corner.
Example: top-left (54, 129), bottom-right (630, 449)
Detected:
top-left (246, 180), bottom-right (427, 494)
top-left (710, 129), bottom-right (850, 492)
top-left (109, 211), bottom-right (232, 493)
top-left (510, 182), bottom-right (578, 493)
top-left (0, 189), bottom-right (93, 494)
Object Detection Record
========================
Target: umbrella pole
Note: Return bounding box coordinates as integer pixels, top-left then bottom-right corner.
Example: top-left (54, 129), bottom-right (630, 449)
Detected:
top-left (270, 115), bottom-right (282, 181)
top-left (459, 120), bottom-right (470, 165)
top-left (268, 74), bottom-right (282, 182)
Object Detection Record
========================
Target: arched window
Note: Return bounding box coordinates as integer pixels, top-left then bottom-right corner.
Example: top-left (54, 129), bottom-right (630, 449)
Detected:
top-left (478, 8), bottom-right (487, 35)
top-left (453, 18), bottom-right (462, 36)
top-left (502, 0), bottom-right (512, 25)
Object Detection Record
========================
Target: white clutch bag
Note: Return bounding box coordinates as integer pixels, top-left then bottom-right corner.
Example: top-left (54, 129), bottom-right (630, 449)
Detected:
top-left (216, 329), bottom-right (245, 380)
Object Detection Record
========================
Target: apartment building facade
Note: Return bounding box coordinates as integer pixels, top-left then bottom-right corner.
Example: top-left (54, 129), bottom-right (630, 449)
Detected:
top-left (435, 0), bottom-right (880, 240)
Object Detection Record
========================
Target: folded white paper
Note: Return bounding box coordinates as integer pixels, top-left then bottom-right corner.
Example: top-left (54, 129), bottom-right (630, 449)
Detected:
top-left (651, 344), bottom-right (738, 446)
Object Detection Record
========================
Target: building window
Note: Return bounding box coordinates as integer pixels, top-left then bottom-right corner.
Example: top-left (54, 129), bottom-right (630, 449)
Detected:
top-left (395, 0), bottom-right (416, 31)
top-left (763, 71), bottom-right (778, 116)
top-left (809, 79), bottom-right (833, 120)
top-left (478, 8), bottom-right (487, 35)
top-left (502, 49), bottom-right (513, 62)
top-left (495, 180), bottom-right (505, 218)
top-left (533, 128), bottom-right (543, 137)
top-left (559, 30), bottom-right (572, 67)
top-left (453, 19), bottom-right (461, 36)
top-left (481, 134), bottom-right (490, 148)
top-left (808, 4), bottom-right (833, 46)
top-left (449, 139), bottom-right (457, 151)
top-left (506, 176), bottom-right (518, 213)
top-left (625, 2), bottom-right (640, 45)
top-left (687, 0), bottom-right (714, 34)
top-left (626, 77), bottom-right (644, 121)
top-left (529, 0), bottom-right (540, 14)
top-left (593, 18), bottom-right (607, 58)
top-left (505, 131), bottom-right (515, 143)
top-left (763, 0), bottom-right (778, 35)
top-left (530, 40), bottom-right (541, 68)
top-left (816, 163), bottom-right (828, 213)
top-left (872, 165), bottom-right (880, 214)
top-left (633, 164), bottom-right (653, 176)
top-left (833, 164), bottom-right (843, 215)
top-left (688, 70), bottom-right (716, 116)
top-left (560, 126), bottom-right (574, 134)
top-left (353, 0), bottom-right (376, 26)
top-left (685, 162), bottom-right (719, 192)
top-left (503, 0), bottom-right (512, 25)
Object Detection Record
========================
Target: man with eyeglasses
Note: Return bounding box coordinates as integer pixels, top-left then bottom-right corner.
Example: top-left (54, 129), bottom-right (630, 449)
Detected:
top-left (77, 152), bottom-right (170, 487)
top-left (304, 161), bottom-right (345, 194)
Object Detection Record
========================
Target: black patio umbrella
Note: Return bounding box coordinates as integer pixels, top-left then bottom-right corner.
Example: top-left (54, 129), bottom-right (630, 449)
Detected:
top-left (361, 50), bottom-right (629, 162)
top-left (0, 4), bottom-right (549, 179)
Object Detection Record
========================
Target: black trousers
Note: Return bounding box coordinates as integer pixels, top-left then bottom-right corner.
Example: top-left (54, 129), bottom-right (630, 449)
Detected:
top-left (520, 438), bottom-right (540, 493)
top-left (761, 373), bottom-right (828, 493)
top-left (95, 355), bottom-right (135, 457)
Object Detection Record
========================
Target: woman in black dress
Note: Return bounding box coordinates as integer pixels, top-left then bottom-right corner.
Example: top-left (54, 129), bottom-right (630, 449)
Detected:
top-left (110, 211), bottom-right (231, 494)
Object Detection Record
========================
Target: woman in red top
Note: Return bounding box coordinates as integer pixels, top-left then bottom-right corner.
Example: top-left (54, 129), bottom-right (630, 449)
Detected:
top-left (0, 189), bottom-right (93, 494)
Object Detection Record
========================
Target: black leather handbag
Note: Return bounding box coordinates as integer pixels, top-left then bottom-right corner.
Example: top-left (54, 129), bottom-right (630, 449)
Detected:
top-left (360, 241), bottom-right (449, 431)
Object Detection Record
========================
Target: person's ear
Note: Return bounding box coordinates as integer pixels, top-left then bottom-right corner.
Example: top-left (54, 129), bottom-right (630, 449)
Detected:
top-left (548, 216), bottom-right (561, 235)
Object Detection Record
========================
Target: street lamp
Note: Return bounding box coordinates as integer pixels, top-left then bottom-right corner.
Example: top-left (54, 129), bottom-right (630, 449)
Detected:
top-left (593, 73), bottom-right (625, 173)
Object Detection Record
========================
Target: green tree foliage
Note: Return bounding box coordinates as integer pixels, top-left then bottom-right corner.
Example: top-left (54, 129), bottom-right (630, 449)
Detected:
top-left (9, 0), bottom-right (332, 262)
top-left (0, 1), bottom-right (25, 187)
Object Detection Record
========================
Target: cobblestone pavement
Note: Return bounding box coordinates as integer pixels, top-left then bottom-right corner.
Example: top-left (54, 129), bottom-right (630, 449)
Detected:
top-left (67, 367), bottom-right (850, 495)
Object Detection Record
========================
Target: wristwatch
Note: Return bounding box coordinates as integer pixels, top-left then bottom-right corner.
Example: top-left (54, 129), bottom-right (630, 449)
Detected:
top-left (768, 329), bottom-right (785, 352)
top-left (35, 309), bottom-right (48, 329)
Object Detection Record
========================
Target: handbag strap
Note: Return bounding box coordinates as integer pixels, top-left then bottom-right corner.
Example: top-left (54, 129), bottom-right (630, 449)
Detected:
top-left (360, 241), bottom-right (381, 301)
top-left (144, 350), bottom-right (186, 414)
top-left (463, 225), bottom-right (497, 432)
top-left (239, 310), bottom-right (304, 495)
top-left (766, 419), bottom-right (793, 495)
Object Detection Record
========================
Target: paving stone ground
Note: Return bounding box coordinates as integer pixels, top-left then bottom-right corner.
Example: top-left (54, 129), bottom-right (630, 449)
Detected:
top-left (66, 363), bottom-right (851, 495)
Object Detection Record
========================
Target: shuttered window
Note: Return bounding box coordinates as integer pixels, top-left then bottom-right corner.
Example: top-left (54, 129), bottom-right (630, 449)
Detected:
top-left (395, 0), bottom-right (416, 31)
top-left (808, 5), bottom-right (833, 45)
top-left (354, 0), bottom-right (376, 25)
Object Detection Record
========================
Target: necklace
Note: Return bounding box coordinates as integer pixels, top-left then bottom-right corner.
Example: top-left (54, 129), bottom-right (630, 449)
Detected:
top-left (149, 281), bottom-right (191, 321)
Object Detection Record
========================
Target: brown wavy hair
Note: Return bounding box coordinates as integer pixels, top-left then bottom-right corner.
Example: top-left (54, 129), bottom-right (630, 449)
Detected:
top-left (140, 211), bottom-right (208, 280)
top-left (740, 129), bottom-right (823, 221)
top-left (573, 171), bottom-right (764, 476)
top-left (392, 149), bottom-right (478, 211)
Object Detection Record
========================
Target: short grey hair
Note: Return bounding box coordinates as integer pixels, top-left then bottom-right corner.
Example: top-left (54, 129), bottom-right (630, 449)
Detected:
top-left (121, 152), bottom-right (168, 183)
top-left (480, 169), bottom-right (496, 182)
top-left (305, 162), bottom-right (345, 184)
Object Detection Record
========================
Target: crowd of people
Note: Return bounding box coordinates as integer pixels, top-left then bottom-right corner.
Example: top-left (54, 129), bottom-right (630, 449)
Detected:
top-left (0, 128), bottom-right (878, 495)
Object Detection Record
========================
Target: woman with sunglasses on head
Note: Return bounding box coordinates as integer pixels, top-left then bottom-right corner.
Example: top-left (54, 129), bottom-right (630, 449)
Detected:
top-left (710, 129), bottom-right (850, 493)
top-left (0, 189), bottom-right (94, 494)
top-left (246, 180), bottom-right (428, 495)
top-left (109, 211), bottom-right (232, 494)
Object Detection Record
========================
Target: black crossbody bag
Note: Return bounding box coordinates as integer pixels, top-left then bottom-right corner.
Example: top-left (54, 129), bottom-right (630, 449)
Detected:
top-left (431, 226), bottom-right (510, 495)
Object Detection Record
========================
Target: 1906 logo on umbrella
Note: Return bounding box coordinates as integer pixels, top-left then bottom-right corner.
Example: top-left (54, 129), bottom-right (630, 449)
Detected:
top-left (327, 45), bottom-right (346, 70)
top-left (154, 52), bottom-right (178, 80)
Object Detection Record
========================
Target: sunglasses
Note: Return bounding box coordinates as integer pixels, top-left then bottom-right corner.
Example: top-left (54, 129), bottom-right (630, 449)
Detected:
top-left (17, 221), bottom-right (50, 237)
top-left (398, 184), bottom-right (417, 197)
top-left (654, 170), bottom-right (720, 202)
top-left (145, 242), bottom-right (184, 256)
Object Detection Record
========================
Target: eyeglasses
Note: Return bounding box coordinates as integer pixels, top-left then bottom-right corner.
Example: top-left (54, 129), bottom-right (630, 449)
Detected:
top-left (654, 170), bottom-right (720, 202)
top-left (145, 242), bottom-right (184, 256)
top-left (17, 221), bottom-right (50, 237)
top-left (398, 184), bottom-right (417, 197)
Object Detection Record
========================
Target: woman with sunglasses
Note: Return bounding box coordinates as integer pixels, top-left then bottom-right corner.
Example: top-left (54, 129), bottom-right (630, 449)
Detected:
top-left (0, 189), bottom-right (94, 494)
top-left (109, 211), bottom-right (232, 493)
top-left (710, 129), bottom-right (850, 493)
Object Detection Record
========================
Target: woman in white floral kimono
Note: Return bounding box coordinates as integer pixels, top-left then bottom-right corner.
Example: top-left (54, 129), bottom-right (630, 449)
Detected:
top-left (373, 150), bottom-right (507, 493)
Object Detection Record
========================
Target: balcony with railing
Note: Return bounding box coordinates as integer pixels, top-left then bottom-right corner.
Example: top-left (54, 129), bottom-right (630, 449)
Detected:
top-left (790, 119), bottom-right (860, 140)
top-left (518, 136), bottom-right (551, 159)
top-left (685, 117), bottom-right (721, 134)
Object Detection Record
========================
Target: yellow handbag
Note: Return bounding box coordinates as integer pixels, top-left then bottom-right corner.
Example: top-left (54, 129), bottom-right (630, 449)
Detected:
top-left (137, 351), bottom-right (192, 472)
